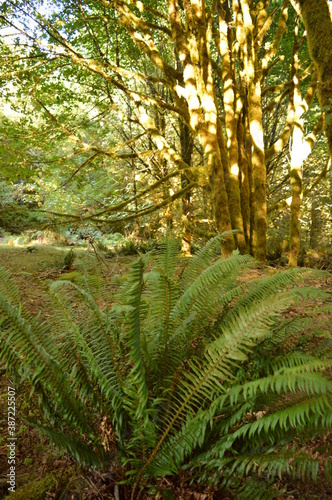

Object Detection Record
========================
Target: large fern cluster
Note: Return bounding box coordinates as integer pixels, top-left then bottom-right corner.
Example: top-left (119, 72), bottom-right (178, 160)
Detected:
top-left (0, 234), bottom-right (331, 498)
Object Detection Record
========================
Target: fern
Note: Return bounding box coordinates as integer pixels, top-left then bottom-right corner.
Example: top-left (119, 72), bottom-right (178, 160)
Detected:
top-left (0, 234), bottom-right (331, 497)
top-left (0, 296), bottom-right (93, 434)
top-left (122, 256), bottom-right (149, 418)
top-left (181, 233), bottom-right (223, 289)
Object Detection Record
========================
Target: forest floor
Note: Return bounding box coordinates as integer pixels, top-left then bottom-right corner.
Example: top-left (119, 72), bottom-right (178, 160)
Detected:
top-left (0, 243), bottom-right (331, 499)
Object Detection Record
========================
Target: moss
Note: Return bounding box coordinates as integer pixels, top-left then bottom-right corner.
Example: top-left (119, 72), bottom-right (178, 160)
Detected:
top-left (4, 467), bottom-right (76, 500)
top-left (238, 116), bottom-right (250, 246)
top-left (297, 0), bottom-right (332, 156)
top-left (209, 152), bottom-right (235, 256)
top-left (59, 271), bottom-right (83, 282)
top-left (5, 473), bottom-right (57, 500)
top-left (59, 271), bottom-right (103, 287)
top-left (218, 6), bottom-right (247, 253)
top-left (249, 80), bottom-right (267, 263)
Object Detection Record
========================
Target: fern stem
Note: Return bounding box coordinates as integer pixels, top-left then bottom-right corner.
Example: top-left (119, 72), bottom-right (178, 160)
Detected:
top-left (162, 277), bottom-right (172, 385)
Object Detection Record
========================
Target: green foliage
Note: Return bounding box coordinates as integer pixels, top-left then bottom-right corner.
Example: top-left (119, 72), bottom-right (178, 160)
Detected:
top-left (0, 182), bottom-right (47, 234)
top-left (63, 248), bottom-right (75, 269)
top-left (0, 201), bottom-right (47, 235)
top-left (107, 237), bottom-right (159, 256)
top-left (0, 234), bottom-right (331, 498)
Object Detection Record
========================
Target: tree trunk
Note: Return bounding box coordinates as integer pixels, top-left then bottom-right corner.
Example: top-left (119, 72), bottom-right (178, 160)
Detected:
top-left (169, 0), bottom-right (235, 256)
top-left (237, 111), bottom-right (250, 247)
top-left (208, 138), bottom-right (235, 256)
top-left (218, 2), bottom-right (247, 253)
top-left (240, 0), bottom-right (267, 263)
top-left (288, 19), bottom-right (319, 266)
top-left (249, 81), bottom-right (267, 263)
top-left (309, 197), bottom-right (323, 250)
top-left (179, 121), bottom-right (194, 254)
top-left (288, 18), bottom-right (302, 267)
top-left (292, 0), bottom-right (332, 158)
top-left (156, 104), bottom-right (173, 229)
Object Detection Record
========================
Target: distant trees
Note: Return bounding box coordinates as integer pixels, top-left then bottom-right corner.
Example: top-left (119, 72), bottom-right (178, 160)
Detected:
top-left (0, 0), bottom-right (331, 263)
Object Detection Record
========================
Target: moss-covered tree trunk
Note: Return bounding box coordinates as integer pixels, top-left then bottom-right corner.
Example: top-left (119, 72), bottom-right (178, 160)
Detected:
top-left (288, 19), bottom-right (302, 267)
top-left (309, 196), bottom-right (323, 250)
top-left (292, 0), bottom-right (332, 158)
top-left (289, 142), bottom-right (303, 266)
top-left (218, 1), bottom-right (247, 253)
top-left (249, 82), bottom-right (267, 263)
top-left (179, 121), bottom-right (194, 254)
top-left (155, 103), bottom-right (173, 229)
top-left (237, 111), bottom-right (250, 247)
top-left (288, 19), bottom-right (318, 266)
top-left (169, 0), bottom-right (235, 255)
top-left (240, 0), bottom-right (267, 262)
top-left (132, 166), bottom-right (140, 238)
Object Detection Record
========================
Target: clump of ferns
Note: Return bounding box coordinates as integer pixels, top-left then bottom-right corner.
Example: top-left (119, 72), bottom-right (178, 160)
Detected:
top-left (0, 233), bottom-right (331, 499)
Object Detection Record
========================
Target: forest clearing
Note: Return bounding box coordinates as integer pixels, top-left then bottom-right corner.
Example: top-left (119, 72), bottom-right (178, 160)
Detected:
top-left (0, 0), bottom-right (332, 498)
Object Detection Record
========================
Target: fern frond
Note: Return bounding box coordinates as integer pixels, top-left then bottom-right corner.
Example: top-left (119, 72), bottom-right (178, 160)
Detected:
top-left (142, 236), bottom-right (181, 382)
top-left (314, 303), bottom-right (332, 315)
top-left (225, 396), bottom-right (331, 446)
top-left (169, 252), bottom-right (252, 344)
top-left (122, 257), bottom-right (149, 420)
top-left (230, 268), bottom-right (311, 318)
top-left (133, 293), bottom-right (293, 488)
top-left (181, 234), bottom-right (223, 290)
top-left (267, 353), bottom-right (329, 373)
top-left (288, 285), bottom-right (331, 301)
top-left (230, 449), bottom-right (330, 482)
top-left (0, 295), bottom-right (94, 433)
top-left (193, 448), bottom-right (330, 489)
top-left (43, 287), bottom-right (105, 410)
top-left (148, 362), bottom-right (332, 477)
top-left (50, 281), bottom-right (124, 406)
top-left (0, 266), bottom-right (21, 307)
top-left (233, 476), bottom-right (283, 500)
top-left (268, 315), bottom-right (314, 345)
top-left (152, 231), bottom-right (180, 278)
top-left (28, 420), bottom-right (105, 467)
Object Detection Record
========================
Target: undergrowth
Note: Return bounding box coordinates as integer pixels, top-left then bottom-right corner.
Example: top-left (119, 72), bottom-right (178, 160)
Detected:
top-left (0, 233), bottom-right (331, 499)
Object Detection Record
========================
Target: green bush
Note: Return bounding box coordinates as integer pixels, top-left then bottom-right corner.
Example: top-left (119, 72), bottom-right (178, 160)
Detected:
top-left (0, 234), bottom-right (331, 498)
top-left (102, 232), bottom-right (124, 247)
top-left (113, 237), bottom-right (159, 255)
top-left (0, 182), bottom-right (47, 235)
top-left (63, 248), bottom-right (75, 270)
top-left (116, 238), bottom-right (138, 255)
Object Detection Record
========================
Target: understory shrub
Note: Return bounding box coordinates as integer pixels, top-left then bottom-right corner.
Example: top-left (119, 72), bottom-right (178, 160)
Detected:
top-left (0, 234), bottom-right (331, 498)
top-left (0, 182), bottom-right (47, 235)
top-left (116, 237), bottom-right (158, 255)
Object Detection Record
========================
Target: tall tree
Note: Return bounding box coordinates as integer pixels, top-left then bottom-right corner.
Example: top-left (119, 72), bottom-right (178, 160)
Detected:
top-left (1, 0), bottom-right (331, 262)
top-left (291, 0), bottom-right (332, 157)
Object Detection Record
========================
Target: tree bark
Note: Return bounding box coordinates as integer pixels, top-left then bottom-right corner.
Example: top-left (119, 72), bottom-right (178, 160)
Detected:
top-left (218, 1), bottom-right (247, 253)
top-left (237, 110), bottom-right (250, 247)
top-left (288, 18), bottom-right (302, 267)
top-left (179, 120), bottom-right (194, 254)
top-left (169, 0), bottom-right (235, 255)
top-left (292, 0), bottom-right (332, 158)
top-left (309, 197), bottom-right (323, 250)
top-left (240, 0), bottom-right (267, 262)
top-left (249, 81), bottom-right (267, 263)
